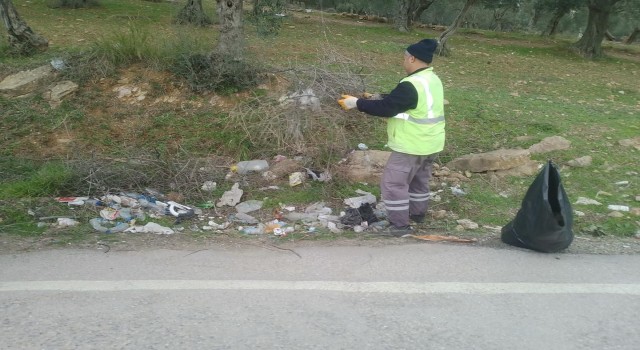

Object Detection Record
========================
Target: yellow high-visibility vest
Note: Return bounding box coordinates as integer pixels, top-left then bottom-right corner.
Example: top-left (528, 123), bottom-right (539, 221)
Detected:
top-left (387, 67), bottom-right (445, 155)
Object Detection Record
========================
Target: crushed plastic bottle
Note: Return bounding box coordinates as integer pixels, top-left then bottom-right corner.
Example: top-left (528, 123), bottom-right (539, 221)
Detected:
top-left (232, 160), bottom-right (269, 174)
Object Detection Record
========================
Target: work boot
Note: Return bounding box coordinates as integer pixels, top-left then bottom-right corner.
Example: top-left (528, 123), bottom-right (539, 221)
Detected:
top-left (410, 214), bottom-right (425, 223)
top-left (377, 225), bottom-right (414, 238)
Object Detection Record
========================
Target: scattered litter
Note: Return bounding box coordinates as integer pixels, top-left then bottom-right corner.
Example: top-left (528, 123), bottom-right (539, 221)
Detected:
top-left (56, 197), bottom-right (89, 205)
top-left (304, 202), bottom-right (332, 215)
top-left (50, 58), bottom-right (66, 71)
top-left (125, 222), bottom-right (174, 235)
top-left (344, 190), bottom-right (376, 209)
top-left (217, 183), bottom-right (243, 207)
top-left (259, 185), bottom-right (280, 191)
top-left (235, 200), bottom-right (263, 213)
top-left (57, 218), bottom-right (79, 227)
top-left (208, 220), bottom-right (229, 229)
top-left (596, 191), bottom-right (612, 198)
top-left (340, 203), bottom-right (378, 226)
top-left (231, 212), bottom-right (259, 224)
top-left (358, 143), bottom-right (368, 150)
top-left (201, 181), bottom-right (217, 192)
top-left (615, 181), bottom-right (630, 186)
top-left (450, 186), bottom-right (467, 196)
top-left (575, 197), bottom-right (602, 205)
top-left (574, 210), bottom-right (585, 217)
top-left (240, 224), bottom-right (265, 235)
top-left (232, 159), bottom-right (269, 174)
top-left (168, 201), bottom-right (194, 218)
top-left (326, 222), bottom-right (342, 234)
top-left (304, 168), bottom-right (331, 182)
top-left (283, 212), bottom-right (319, 222)
top-left (289, 172), bottom-right (306, 187)
top-left (90, 218), bottom-right (128, 234)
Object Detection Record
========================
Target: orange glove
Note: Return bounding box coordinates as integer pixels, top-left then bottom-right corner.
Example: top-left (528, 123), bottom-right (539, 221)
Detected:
top-left (337, 94), bottom-right (358, 110)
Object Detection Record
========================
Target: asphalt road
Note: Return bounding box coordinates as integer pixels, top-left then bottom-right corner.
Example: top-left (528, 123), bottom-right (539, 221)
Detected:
top-left (1, 242), bottom-right (640, 349)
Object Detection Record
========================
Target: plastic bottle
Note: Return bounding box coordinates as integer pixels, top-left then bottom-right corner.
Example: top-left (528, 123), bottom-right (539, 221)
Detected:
top-left (232, 160), bottom-right (269, 174)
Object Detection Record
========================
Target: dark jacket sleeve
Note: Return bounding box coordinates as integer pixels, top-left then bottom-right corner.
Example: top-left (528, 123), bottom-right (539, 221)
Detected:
top-left (355, 81), bottom-right (418, 118)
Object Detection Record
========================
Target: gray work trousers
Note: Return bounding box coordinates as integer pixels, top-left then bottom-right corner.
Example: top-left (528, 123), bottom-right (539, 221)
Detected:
top-left (381, 151), bottom-right (436, 228)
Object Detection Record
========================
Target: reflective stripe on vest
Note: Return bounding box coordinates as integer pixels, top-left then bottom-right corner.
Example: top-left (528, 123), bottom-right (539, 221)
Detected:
top-left (393, 76), bottom-right (444, 124)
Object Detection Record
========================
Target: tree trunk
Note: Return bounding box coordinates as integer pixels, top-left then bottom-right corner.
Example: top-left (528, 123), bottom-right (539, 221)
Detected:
top-left (528, 4), bottom-right (542, 31)
top-left (543, 9), bottom-right (565, 37)
top-left (437, 0), bottom-right (477, 56)
top-left (572, 0), bottom-right (621, 59)
top-left (395, 0), bottom-right (413, 32)
top-left (175, 0), bottom-right (212, 26)
top-left (625, 27), bottom-right (639, 44)
top-left (411, 0), bottom-right (436, 24)
top-left (604, 30), bottom-right (617, 41)
top-left (0, 0), bottom-right (48, 54)
top-left (214, 0), bottom-right (244, 60)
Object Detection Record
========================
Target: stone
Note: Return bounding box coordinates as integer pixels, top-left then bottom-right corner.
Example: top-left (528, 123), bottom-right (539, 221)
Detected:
top-left (430, 210), bottom-right (448, 219)
top-left (43, 80), bottom-right (78, 108)
top-left (340, 150), bottom-right (391, 182)
top-left (269, 158), bottom-right (302, 178)
top-left (493, 160), bottom-right (541, 177)
top-left (566, 155), bottom-right (592, 168)
top-left (528, 136), bottom-right (571, 154)
top-left (456, 219), bottom-right (479, 230)
top-left (618, 137), bottom-right (640, 151)
top-left (446, 149), bottom-right (531, 173)
top-left (630, 208), bottom-right (640, 216)
top-left (608, 211), bottom-right (625, 218)
top-left (575, 197), bottom-right (602, 205)
top-left (0, 65), bottom-right (54, 97)
top-left (514, 135), bottom-right (535, 142)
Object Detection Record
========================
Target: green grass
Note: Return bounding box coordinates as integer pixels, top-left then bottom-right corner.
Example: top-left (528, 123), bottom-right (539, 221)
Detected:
top-left (1, 0), bottom-right (639, 238)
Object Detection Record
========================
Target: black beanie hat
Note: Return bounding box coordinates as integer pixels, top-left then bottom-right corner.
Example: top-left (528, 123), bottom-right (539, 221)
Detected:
top-left (406, 39), bottom-right (438, 63)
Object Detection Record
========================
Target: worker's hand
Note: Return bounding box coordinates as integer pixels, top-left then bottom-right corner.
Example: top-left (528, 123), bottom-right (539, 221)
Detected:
top-left (338, 94), bottom-right (358, 110)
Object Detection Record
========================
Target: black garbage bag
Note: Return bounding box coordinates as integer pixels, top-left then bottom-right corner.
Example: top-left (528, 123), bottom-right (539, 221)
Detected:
top-left (340, 203), bottom-right (379, 226)
top-left (501, 160), bottom-right (573, 253)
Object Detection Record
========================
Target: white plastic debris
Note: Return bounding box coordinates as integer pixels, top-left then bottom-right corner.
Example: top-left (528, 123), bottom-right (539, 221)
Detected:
top-left (450, 186), bottom-right (467, 196)
top-left (344, 190), bottom-right (376, 209)
top-left (201, 181), bottom-right (217, 192)
top-left (125, 222), bottom-right (174, 235)
top-left (607, 205), bottom-right (630, 212)
top-left (57, 218), bottom-right (79, 227)
top-left (289, 172), bottom-right (306, 187)
top-left (217, 183), bottom-right (243, 207)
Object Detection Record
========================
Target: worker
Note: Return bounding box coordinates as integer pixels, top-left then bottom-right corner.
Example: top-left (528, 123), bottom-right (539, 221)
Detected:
top-left (338, 38), bottom-right (446, 237)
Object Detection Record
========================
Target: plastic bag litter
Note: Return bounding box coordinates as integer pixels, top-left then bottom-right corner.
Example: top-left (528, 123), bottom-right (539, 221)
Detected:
top-left (340, 203), bottom-right (378, 226)
top-left (501, 160), bottom-right (573, 253)
top-left (125, 222), bottom-right (174, 235)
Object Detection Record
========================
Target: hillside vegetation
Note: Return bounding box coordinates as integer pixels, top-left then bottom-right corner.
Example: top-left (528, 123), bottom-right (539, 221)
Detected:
top-left (1, 0), bottom-right (638, 241)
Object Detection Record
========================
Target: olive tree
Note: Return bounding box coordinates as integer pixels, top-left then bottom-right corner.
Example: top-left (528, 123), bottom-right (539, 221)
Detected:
top-left (0, 0), bottom-right (48, 54)
top-left (571, 0), bottom-right (621, 58)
